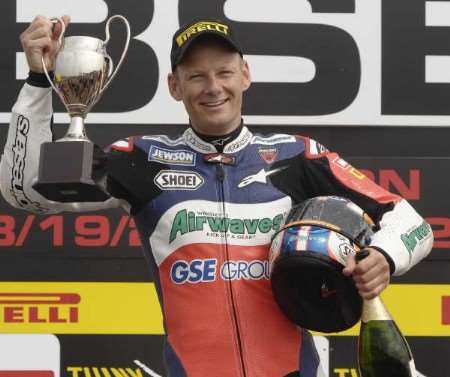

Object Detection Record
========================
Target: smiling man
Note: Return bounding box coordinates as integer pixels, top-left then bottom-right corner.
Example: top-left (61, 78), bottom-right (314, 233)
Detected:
top-left (0, 17), bottom-right (433, 377)
top-left (168, 22), bottom-right (250, 136)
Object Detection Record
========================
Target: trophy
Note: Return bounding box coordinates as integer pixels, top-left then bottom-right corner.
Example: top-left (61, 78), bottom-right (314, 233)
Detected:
top-left (32, 15), bottom-right (130, 202)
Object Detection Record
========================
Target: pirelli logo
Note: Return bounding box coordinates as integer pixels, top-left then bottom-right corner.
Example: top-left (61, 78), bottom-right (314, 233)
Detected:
top-left (0, 293), bottom-right (80, 324)
top-left (176, 21), bottom-right (229, 46)
top-left (0, 282), bottom-right (163, 334)
top-left (443, 296), bottom-right (450, 325)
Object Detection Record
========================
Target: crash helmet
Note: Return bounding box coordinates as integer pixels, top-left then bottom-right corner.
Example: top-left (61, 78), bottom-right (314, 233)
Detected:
top-left (269, 196), bottom-right (375, 332)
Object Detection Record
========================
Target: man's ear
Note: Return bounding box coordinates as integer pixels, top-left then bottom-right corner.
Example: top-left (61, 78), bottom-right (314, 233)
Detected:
top-left (168, 72), bottom-right (183, 101)
top-left (241, 60), bottom-right (251, 92)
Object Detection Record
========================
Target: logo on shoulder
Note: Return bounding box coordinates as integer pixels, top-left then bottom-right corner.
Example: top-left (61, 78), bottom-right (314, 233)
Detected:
top-left (149, 146), bottom-right (196, 166)
top-left (308, 139), bottom-right (329, 155)
top-left (258, 147), bottom-right (278, 164)
top-left (331, 156), bottom-right (365, 180)
top-left (251, 135), bottom-right (296, 146)
top-left (154, 170), bottom-right (204, 191)
top-left (111, 137), bottom-right (134, 152)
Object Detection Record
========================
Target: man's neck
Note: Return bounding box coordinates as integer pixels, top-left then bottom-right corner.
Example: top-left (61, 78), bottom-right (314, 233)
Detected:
top-left (192, 121), bottom-right (244, 153)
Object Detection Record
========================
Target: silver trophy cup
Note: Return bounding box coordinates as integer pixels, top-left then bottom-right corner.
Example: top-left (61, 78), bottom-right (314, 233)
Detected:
top-left (33, 15), bottom-right (130, 202)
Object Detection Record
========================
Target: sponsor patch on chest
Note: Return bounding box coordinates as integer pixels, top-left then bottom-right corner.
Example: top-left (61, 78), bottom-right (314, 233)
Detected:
top-left (258, 147), bottom-right (278, 164)
top-left (154, 170), bottom-right (204, 190)
top-left (149, 145), bottom-right (196, 166)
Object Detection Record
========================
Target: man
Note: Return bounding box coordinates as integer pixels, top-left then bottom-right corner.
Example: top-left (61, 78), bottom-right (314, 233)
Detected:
top-left (0, 16), bottom-right (433, 377)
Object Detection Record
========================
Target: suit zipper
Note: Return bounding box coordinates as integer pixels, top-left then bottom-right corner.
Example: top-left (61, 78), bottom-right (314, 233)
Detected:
top-left (216, 163), bottom-right (247, 377)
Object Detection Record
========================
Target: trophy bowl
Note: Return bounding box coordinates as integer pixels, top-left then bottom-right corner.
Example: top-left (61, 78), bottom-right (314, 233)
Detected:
top-left (54, 36), bottom-right (110, 120)
top-left (33, 15), bottom-right (130, 202)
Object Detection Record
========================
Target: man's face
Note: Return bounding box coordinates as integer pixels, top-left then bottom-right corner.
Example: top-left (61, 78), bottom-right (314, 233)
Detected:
top-left (168, 40), bottom-right (251, 136)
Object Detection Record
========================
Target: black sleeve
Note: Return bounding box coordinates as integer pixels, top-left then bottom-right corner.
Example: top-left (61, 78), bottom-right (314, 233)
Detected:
top-left (26, 71), bottom-right (53, 88)
top-left (270, 148), bottom-right (398, 226)
top-left (99, 139), bottom-right (164, 214)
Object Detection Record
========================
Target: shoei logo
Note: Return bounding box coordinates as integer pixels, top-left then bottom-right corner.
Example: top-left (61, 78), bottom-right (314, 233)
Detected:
top-left (148, 146), bottom-right (196, 166)
top-left (154, 170), bottom-right (204, 191)
top-left (176, 21), bottom-right (229, 47)
top-left (170, 259), bottom-right (270, 284)
top-left (0, 334), bottom-right (60, 377)
top-left (0, 293), bottom-right (80, 324)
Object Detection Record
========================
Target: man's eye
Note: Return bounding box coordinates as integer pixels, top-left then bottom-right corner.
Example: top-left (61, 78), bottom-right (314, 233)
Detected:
top-left (189, 74), bottom-right (202, 80)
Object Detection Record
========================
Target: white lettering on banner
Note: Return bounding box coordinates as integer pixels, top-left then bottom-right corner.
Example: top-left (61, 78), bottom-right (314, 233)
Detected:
top-left (15, 52), bottom-right (28, 81)
top-left (16, 0), bottom-right (107, 22)
top-left (245, 55), bottom-right (316, 83)
top-left (0, 334), bottom-right (60, 375)
top-left (426, 2), bottom-right (450, 27)
top-left (425, 56), bottom-right (450, 83)
top-left (225, 0), bottom-right (312, 22)
top-left (425, 2), bottom-right (450, 84)
top-left (15, 0), bottom-right (108, 80)
top-left (4, 0), bottom-right (450, 125)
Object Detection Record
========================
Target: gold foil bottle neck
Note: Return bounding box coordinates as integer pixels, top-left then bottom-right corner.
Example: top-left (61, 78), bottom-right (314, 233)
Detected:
top-left (361, 296), bottom-right (392, 322)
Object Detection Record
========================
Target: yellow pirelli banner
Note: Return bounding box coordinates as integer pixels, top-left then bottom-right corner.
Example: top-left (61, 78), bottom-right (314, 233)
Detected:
top-left (0, 282), bottom-right (448, 336)
top-left (323, 284), bottom-right (450, 336)
top-left (0, 282), bottom-right (163, 334)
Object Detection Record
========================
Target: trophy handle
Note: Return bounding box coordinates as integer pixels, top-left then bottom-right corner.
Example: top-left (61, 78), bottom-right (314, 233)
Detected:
top-left (105, 54), bottom-right (114, 77)
top-left (99, 14), bottom-right (131, 95)
top-left (42, 17), bottom-right (67, 109)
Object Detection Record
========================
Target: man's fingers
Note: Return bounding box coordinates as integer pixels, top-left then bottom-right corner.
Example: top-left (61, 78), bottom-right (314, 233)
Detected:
top-left (356, 273), bottom-right (389, 292)
top-left (353, 263), bottom-right (388, 284)
top-left (52, 15), bottom-right (70, 41)
top-left (20, 16), bottom-right (53, 52)
top-left (22, 28), bottom-right (52, 46)
top-left (24, 37), bottom-right (53, 52)
top-left (357, 282), bottom-right (386, 300)
top-left (27, 15), bottom-right (53, 34)
top-left (62, 15), bottom-right (71, 27)
top-left (345, 248), bottom-right (391, 299)
top-left (343, 254), bottom-right (356, 276)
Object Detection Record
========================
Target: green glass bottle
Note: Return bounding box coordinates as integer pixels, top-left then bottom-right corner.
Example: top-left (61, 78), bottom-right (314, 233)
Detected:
top-left (358, 296), bottom-right (416, 377)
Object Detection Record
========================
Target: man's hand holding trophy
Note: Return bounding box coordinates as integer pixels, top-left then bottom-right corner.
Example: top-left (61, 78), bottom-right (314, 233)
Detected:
top-left (27, 15), bottom-right (131, 202)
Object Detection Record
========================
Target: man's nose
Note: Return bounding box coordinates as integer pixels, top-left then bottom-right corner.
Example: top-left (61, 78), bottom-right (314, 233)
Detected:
top-left (205, 75), bottom-right (221, 95)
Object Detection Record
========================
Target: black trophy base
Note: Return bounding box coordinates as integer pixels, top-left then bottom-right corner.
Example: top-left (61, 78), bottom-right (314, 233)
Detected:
top-left (32, 140), bottom-right (109, 202)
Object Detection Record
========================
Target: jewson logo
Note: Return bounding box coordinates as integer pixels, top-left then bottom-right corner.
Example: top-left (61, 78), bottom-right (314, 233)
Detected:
top-left (169, 210), bottom-right (284, 243)
top-left (170, 259), bottom-right (270, 284)
top-left (148, 146), bottom-right (196, 166)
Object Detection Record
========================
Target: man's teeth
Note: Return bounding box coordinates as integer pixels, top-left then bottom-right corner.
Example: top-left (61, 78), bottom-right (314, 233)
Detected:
top-left (204, 99), bottom-right (227, 106)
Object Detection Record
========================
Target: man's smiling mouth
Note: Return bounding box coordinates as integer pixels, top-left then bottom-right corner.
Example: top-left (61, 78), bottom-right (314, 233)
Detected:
top-left (202, 99), bottom-right (229, 107)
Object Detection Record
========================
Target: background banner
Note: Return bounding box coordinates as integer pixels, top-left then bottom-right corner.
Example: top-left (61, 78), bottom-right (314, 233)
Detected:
top-left (0, 1), bottom-right (449, 376)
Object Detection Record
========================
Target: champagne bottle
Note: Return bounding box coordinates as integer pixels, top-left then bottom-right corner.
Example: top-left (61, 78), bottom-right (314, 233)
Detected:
top-left (356, 251), bottom-right (417, 377)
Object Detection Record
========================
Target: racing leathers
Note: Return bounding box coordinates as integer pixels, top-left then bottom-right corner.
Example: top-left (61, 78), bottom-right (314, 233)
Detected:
top-left (0, 82), bottom-right (434, 377)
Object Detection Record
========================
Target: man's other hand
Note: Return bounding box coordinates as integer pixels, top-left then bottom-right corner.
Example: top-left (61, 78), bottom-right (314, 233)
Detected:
top-left (343, 248), bottom-right (391, 299)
